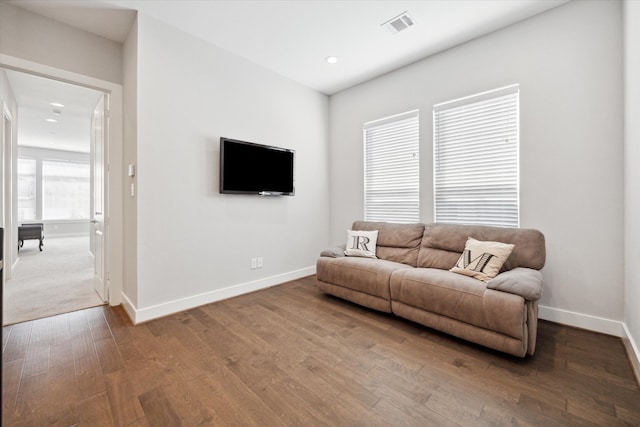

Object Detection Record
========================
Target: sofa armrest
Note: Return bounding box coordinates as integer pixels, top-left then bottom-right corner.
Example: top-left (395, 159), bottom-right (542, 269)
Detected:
top-left (486, 268), bottom-right (544, 301)
top-left (320, 245), bottom-right (346, 258)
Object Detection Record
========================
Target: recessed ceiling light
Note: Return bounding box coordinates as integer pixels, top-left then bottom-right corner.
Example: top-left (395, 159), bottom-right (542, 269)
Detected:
top-left (45, 118), bottom-right (58, 123)
top-left (50, 102), bottom-right (64, 108)
top-left (48, 131), bottom-right (57, 135)
top-left (52, 109), bottom-right (62, 116)
top-left (325, 56), bottom-right (338, 64)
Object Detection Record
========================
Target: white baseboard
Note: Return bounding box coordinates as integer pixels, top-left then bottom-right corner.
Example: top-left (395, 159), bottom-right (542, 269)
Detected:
top-left (538, 305), bottom-right (625, 337)
top-left (47, 232), bottom-right (89, 238)
top-left (120, 292), bottom-right (137, 323)
top-left (622, 323), bottom-right (640, 386)
top-left (117, 276), bottom-right (640, 385)
top-left (539, 306), bottom-right (640, 384)
top-left (120, 266), bottom-right (316, 325)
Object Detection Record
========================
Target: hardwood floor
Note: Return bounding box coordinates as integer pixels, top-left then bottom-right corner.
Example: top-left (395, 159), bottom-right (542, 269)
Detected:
top-left (3, 275), bottom-right (640, 426)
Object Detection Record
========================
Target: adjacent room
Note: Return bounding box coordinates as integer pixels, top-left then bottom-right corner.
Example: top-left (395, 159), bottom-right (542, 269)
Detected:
top-left (1, 0), bottom-right (639, 425)
top-left (2, 70), bottom-right (106, 325)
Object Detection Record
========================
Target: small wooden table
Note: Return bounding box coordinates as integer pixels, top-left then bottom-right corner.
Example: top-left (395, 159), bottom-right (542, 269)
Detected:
top-left (18, 223), bottom-right (44, 251)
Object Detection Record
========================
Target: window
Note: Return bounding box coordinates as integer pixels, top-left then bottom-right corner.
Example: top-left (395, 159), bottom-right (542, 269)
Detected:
top-left (433, 85), bottom-right (519, 228)
top-left (17, 158), bottom-right (37, 221)
top-left (364, 110), bottom-right (419, 223)
top-left (42, 160), bottom-right (90, 220)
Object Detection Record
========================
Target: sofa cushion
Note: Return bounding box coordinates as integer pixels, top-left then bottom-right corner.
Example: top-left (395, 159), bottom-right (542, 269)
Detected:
top-left (450, 238), bottom-right (515, 282)
top-left (344, 229), bottom-right (378, 258)
top-left (390, 268), bottom-right (526, 340)
top-left (352, 221), bottom-right (425, 267)
top-left (317, 256), bottom-right (412, 301)
top-left (320, 246), bottom-right (346, 258)
top-left (417, 223), bottom-right (545, 271)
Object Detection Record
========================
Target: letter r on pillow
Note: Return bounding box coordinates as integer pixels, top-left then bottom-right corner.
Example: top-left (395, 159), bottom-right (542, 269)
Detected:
top-left (351, 236), bottom-right (371, 252)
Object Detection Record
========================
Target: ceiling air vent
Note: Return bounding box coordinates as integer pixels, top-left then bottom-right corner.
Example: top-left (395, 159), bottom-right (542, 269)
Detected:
top-left (381, 11), bottom-right (415, 34)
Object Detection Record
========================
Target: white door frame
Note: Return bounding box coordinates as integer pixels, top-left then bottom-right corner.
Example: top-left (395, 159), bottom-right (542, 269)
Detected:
top-left (1, 104), bottom-right (13, 282)
top-left (0, 54), bottom-right (123, 306)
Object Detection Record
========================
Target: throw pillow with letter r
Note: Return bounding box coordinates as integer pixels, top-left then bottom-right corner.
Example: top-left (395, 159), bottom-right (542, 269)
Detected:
top-left (344, 229), bottom-right (378, 258)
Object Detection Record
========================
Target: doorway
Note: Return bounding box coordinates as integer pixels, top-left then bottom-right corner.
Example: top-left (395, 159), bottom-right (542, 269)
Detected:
top-left (1, 69), bottom-right (107, 325)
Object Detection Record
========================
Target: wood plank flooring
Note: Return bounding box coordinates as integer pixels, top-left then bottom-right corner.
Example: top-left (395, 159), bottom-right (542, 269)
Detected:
top-left (3, 275), bottom-right (640, 426)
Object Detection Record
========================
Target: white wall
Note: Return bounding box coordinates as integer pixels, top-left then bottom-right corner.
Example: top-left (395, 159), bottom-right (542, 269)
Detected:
top-left (127, 14), bottom-right (330, 320)
top-left (329, 1), bottom-right (624, 330)
top-left (122, 16), bottom-right (138, 307)
top-left (0, 3), bottom-right (122, 84)
top-left (624, 0), bottom-right (640, 366)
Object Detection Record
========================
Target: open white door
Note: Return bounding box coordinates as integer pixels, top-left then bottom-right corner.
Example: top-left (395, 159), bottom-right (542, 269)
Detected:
top-left (91, 95), bottom-right (107, 301)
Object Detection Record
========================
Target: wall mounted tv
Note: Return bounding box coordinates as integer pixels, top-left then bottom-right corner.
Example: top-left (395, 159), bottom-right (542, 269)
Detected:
top-left (220, 137), bottom-right (295, 196)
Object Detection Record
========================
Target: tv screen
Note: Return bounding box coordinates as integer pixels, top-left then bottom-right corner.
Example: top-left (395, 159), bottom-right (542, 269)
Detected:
top-left (220, 137), bottom-right (295, 195)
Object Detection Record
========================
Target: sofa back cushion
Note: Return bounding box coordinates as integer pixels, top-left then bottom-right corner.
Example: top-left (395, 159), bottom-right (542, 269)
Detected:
top-left (417, 223), bottom-right (546, 271)
top-left (352, 221), bottom-right (425, 267)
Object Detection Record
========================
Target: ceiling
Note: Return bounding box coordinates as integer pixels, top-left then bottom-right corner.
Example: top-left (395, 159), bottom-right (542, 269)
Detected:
top-left (5, 70), bottom-right (102, 153)
top-left (3, 0), bottom-right (569, 153)
top-left (7, 0), bottom-right (570, 95)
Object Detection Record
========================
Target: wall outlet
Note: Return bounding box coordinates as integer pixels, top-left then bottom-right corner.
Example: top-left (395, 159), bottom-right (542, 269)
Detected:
top-left (257, 257), bottom-right (263, 268)
top-left (250, 258), bottom-right (257, 269)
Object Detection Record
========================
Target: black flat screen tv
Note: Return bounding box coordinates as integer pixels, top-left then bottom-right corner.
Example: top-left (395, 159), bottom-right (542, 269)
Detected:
top-left (220, 137), bottom-right (295, 196)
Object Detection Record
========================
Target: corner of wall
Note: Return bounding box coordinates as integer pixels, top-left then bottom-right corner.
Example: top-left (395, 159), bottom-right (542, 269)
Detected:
top-left (122, 14), bottom-right (138, 309)
top-left (623, 0), bottom-right (640, 386)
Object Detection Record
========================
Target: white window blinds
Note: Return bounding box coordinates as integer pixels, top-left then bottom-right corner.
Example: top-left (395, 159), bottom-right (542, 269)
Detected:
top-left (433, 85), bottom-right (519, 228)
top-left (43, 160), bottom-right (90, 220)
top-left (364, 110), bottom-right (419, 223)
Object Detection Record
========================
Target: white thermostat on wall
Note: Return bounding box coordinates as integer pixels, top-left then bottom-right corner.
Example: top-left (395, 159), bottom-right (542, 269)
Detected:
top-left (128, 164), bottom-right (136, 177)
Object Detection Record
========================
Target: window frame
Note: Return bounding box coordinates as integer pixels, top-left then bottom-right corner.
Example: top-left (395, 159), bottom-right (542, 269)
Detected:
top-left (42, 159), bottom-right (91, 221)
top-left (17, 157), bottom-right (38, 221)
top-left (363, 109), bottom-right (420, 224)
top-left (433, 84), bottom-right (520, 228)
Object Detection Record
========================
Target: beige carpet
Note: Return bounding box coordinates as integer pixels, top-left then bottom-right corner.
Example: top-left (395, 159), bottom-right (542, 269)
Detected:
top-left (3, 235), bottom-right (105, 326)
